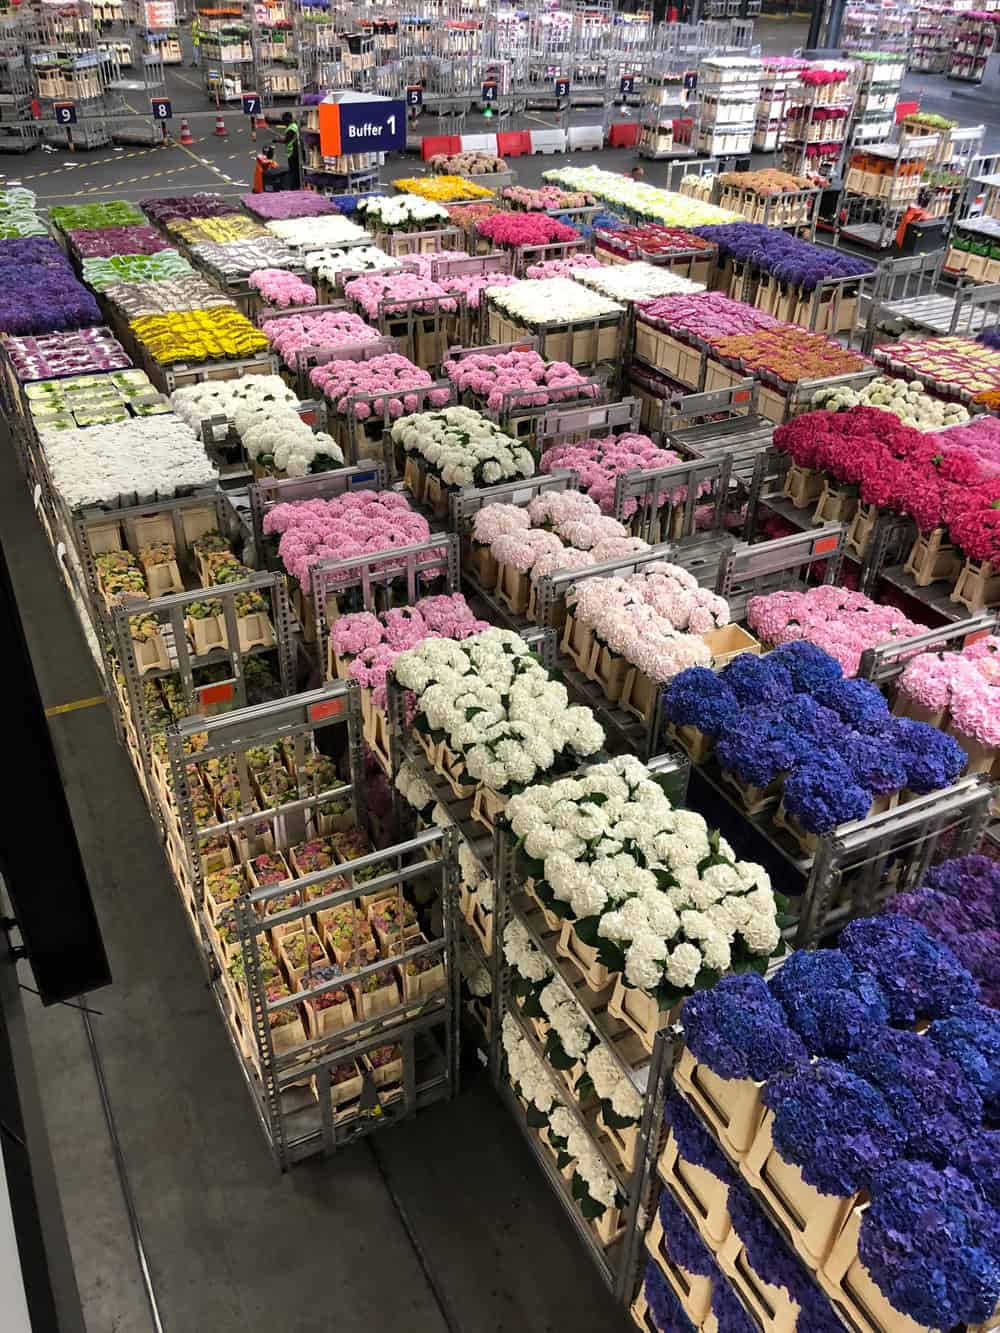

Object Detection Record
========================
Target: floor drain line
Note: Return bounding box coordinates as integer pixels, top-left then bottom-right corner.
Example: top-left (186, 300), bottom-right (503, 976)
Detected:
top-left (81, 1009), bottom-right (166, 1333)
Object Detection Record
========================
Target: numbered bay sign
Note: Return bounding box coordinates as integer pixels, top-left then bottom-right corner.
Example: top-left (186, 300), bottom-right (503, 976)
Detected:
top-left (151, 96), bottom-right (172, 120)
top-left (242, 91), bottom-right (261, 117)
top-left (54, 101), bottom-right (77, 125)
top-left (554, 76), bottom-right (570, 98)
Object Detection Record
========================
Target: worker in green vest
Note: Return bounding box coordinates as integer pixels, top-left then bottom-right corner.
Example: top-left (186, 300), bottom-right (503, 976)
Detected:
top-left (281, 111), bottom-right (301, 190)
top-left (191, 14), bottom-right (202, 67)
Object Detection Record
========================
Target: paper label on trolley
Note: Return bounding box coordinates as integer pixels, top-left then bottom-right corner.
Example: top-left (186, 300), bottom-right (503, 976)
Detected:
top-left (963, 628), bottom-right (991, 649)
top-left (309, 697), bottom-right (345, 723)
top-left (33, 484), bottom-right (42, 511)
top-left (56, 541), bottom-right (67, 562)
top-left (812, 535), bottom-right (839, 556)
top-left (511, 488), bottom-right (533, 505)
top-left (199, 681), bottom-right (235, 708)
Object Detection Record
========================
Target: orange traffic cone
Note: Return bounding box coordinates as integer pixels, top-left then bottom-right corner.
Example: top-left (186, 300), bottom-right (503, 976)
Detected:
top-left (255, 113), bottom-right (267, 132)
top-left (178, 117), bottom-right (194, 145)
top-left (214, 112), bottom-right (227, 137)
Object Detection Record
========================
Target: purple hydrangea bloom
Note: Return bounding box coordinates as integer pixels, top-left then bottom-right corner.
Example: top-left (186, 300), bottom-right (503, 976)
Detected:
top-left (664, 1091), bottom-right (737, 1183)
top-left (715, 709), bottom-right (809, 788)
top-left (782, 754), bottom-right (872, 833)
top-left (836, 730), bottom-right (910, 795)
top-left (923, 854), bottom-right (1000, 930)
top-left (768, 949), bottom-right (887, 1057)
top-left (658, 1189), bottom-right (718, 1277)
top-left (887, 717), bottom-right (968, 793)
top-left (949, 1128), bottom-right (1000, 1208)
top-left (663, 667), bottom-right (740, 736)
top-left (644, 1258), bottom-right (697, 1333)
top-left (883, 886), bottom-right (975, 949)
top-left (680, 973), bottom-right (809, 1082)
top-left (770, 640), bottom-right (843, 692)
top-left (847, 1027), bottom-right (983, 1166)
top-left (859, 1161), bottom-right (1000, 1327)
top-left (840, 914), bottom-right (980, 1023)
top-left (762, 1059), bottom-right (907, 1197)
top-left (814, 678), bottom-right (890, 733)
top-left (719, 652), bottom-right (794, 706)
top-left (927, 1004), bottom-right (1000, 1120)
top-left (709, 1274), bottom-right (755, 1333)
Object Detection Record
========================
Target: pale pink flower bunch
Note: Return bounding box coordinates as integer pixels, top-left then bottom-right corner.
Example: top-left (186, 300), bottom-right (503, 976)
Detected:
top-left (540, 433), bottom-right (683, 514)
top-left (524, 256), bottom-right (602, 279)
top-left (631, 561), bottom-right (729, 634)
top-left (248, 268), bottom-right (317, 309)
top-left (491, 527), bottom-right (565, 573)
top-left (747, 585), bottom-right (923, 677)
top-left (590, 536), bottom-right (649, 560)
top-left (529, 546), bottom-right (598, 583)
top-left (471, 503), bottom-right (531, 544)
top-left (571, 575), bottom-right (712, 682)
top-left (445, 348), bottom-right (595, 410)
top-left (439, 272), bottom-right (520, 310)
top-left (330, 593), bottom-right (488, 708)
top-left (309, 353), bottom-right (451, 419)
top-left (262, 308), bottom-right (380, 368)
top-left (263, 490), bottom-right (436, 591)
top-left (344, 271), bottom-right (457, 320)
top-left (898, 636), bottom-right (1000, 746)
top-left (527, 490), bottom-right (630, 548)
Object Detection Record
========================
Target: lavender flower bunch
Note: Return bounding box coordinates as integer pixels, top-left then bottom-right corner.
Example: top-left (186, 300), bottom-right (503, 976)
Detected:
top-left (692, 222), bottom-right (873, 290)
top-left (680, 973), bottom-right (809, 1083)
top-left (762, 1059), bottom-right (907, 1197)
top-left (859, 1161), bottom-right (1000, 1327)
top-left (922, 854), bottom-right (1000, 930)
top-left (768, 949), bottom-right (887, 1058)
top-left (840, 915), bottom-right (980, 1023)
top-left (0, 239), bottom-right (101, 336)
top-left (241, 190), bottom-right (339, 221)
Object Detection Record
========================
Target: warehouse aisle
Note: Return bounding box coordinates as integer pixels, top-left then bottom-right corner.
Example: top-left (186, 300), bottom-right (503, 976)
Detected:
top-left (0, 435), bottom-right (629, 1333)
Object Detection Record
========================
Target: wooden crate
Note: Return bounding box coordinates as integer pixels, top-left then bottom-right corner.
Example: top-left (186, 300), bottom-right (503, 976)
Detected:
top-left (658, 1128), bottom-right (731, 1248)
top-left (486, 307), bottom-right (621, 370)
top-left (675, 1046), bottom-right (763, 1158)
top-left (718, 1226), bottom-right (799, 1333)
top-left (607, 975), bottom-right (668, 1053)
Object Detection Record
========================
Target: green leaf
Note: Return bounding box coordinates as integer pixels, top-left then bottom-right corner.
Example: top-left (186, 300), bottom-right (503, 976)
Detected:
top-left (525, 1103), bottom-right (549, 1129)
top-left (601, 1101), bottom-right (639, 1131)
top-left (575, 1070), bottom-right (595, 1101)
top-left (544, 1029), bottom-right (576, 1071)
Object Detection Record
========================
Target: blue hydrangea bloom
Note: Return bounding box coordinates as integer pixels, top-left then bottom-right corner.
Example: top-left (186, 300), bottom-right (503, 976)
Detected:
top-left (768, 949), bottom-right (887, 1057)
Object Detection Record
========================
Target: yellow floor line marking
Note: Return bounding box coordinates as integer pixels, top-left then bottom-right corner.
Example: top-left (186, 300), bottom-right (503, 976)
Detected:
top-left (45, 695), bottom-right (105, 717)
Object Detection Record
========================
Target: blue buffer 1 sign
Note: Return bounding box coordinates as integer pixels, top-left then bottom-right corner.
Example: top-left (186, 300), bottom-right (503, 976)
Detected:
top-left (318, 98), bottom-right (406, 156)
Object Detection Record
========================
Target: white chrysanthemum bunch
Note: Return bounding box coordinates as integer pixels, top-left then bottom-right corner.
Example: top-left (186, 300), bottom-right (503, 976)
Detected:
top-left (394, 760), bottom-right (434, 813)
top-left (41, 413), bottom-right (218, 509)
top-left (584, 1045), bottom-right (642, 1125)
top-left (392, 629), bottom-right (605, 794)
top-left (487, 276), bottom-right (624, 327)
top-left (392, 406), bottom-right (535, 489)
top-left (171, 375), bottom-right (344, 478)
top-left (569, 261), bottom-right (702, 304)
top-left (357, 194), bottom-right (450, 231)
top-left (265, 215), bottom-right (367, 249)
top-left (505, 757), bottom-right (781, 999)
top-left (502, 1015), bottom-right (558, 1116)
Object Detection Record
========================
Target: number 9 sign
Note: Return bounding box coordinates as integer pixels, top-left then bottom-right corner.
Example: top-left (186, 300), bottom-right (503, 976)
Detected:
top-left (54, 101), bottom-right (77, 126)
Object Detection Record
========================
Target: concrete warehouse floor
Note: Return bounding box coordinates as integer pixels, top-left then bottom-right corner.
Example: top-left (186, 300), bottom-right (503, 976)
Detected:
top-left (5, 17), bottom-right (1000, 1333)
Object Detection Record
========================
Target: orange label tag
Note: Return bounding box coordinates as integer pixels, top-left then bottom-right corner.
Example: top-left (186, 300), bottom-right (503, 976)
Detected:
top-left (813, 536), bottom-right (839, 556)
top-left (199, 681), bottom-right (234, 707)
top-left (309, 698), bottom-right (345, 723)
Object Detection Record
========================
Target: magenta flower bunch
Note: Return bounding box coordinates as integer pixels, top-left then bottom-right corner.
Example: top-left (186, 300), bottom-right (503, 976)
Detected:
top-left (746, 587), bottom-right (924, 677)
top-left (344, 271), bottom-right (457, 321)
top-left (241, 190), bottom-right (339, 220)
top-left (261, 307), bottom-right (380, 368)
top-left (443, 348), bottom-right (597, 411)
top-left (539, 432), bottom-right (683, 514)
top-left (329, 593), bottom-right (489, 708)
top-left (263, 490), bottom-right (439, 590)
top-left (308, 352), bottom-right (450, 419)
top-left (248, 268), bottom-right (317, 309)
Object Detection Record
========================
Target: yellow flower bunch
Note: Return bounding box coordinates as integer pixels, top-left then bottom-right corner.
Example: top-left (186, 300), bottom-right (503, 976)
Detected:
top-left (166, 214), bottom-right (268, 245)
top-left (394, 176), bottom-right (494, 203)
top-left (130, 309), bottom-right (269, 365)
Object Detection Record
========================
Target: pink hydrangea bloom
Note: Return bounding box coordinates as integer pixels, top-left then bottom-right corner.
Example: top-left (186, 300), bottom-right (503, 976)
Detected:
top-left (249, 268), bottom-right (317, 309)
top-left (540, 433), bottom-right (683, 514)
top-left (308, 352), bottom-right (450, 418)
top-left (747, 586), bottom-right (924, 677)
top-left (262, 308), bottom-right (380, 367)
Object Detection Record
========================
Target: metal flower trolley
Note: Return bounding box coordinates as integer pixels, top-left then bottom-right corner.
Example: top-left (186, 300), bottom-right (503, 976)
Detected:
top-left (166, 684), bottom-right (462, 1166)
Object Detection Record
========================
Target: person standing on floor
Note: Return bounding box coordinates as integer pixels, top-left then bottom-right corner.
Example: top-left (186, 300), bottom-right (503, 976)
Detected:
top-left (190, 13), bottom-right (202, 66)
top-left (281, 110), bottom-right (301, 190)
